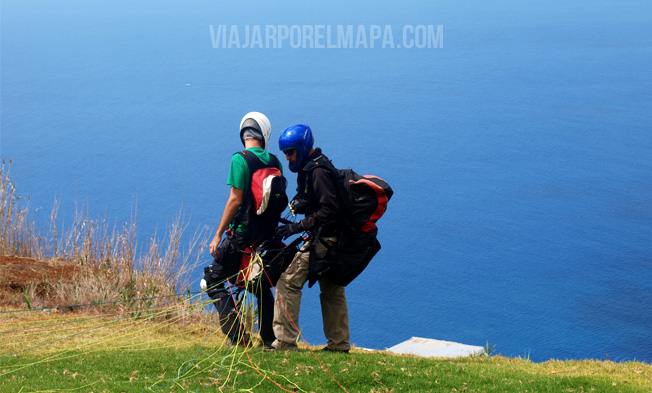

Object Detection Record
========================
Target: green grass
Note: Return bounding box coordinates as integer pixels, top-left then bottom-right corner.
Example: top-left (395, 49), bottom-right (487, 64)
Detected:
top-left (1, 311), bottom-right (651, 393)
top-left (3, 348), bottom-right (651, 392)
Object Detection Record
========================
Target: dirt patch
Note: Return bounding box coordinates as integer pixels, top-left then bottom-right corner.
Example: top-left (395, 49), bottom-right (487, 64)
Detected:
top-left (0, 254), bottom-right (78, 308)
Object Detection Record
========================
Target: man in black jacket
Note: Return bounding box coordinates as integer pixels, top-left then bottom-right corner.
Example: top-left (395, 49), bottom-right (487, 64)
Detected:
top-left (268, 124), bottom-right (350, 353)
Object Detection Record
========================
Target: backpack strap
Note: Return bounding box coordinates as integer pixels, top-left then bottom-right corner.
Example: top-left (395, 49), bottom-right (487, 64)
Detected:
top-left (301, 152), bottom-right (334, 173)
top-left (268, 153), bottom-right (281, 169)
top-left (237, 150), bottom-right (281, 173)
top-left (237, 150), bottom-right (262, 173)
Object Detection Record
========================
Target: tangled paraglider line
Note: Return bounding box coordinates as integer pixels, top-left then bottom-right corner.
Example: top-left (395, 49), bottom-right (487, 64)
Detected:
top-left (0, 251), bottom-right (349, 393)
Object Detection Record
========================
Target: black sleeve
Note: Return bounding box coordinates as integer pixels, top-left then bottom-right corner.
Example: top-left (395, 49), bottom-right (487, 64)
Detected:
top-left (290, 173), bottom-right (308, 213)
top-left (300, 167), bottom-right (339, 231)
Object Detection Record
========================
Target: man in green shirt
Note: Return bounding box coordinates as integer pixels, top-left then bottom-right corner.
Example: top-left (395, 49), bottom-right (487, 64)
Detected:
top-left (202, 112), bottom-right (284, 348)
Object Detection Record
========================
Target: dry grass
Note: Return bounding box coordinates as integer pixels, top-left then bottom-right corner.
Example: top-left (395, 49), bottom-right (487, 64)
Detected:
top-left (0, 300), bottom-right (223, 358)
top-left (0, 162), bottom-right (35, 257)
top-left (458, 355), bottom-right (652, 389)
top-left (0, 161), bottom-right (209, 314)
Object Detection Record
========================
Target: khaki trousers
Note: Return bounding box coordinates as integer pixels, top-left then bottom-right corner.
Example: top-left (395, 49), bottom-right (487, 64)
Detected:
top-left (272, 238), bottom-right (350, 351)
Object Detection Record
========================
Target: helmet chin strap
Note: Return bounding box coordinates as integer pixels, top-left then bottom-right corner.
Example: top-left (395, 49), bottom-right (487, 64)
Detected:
top-left (290, 147), bottom-right (315, 172)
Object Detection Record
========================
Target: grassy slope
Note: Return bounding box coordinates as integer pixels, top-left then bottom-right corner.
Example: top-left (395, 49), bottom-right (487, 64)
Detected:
top-left (1, 311), bottom-right (651, 393)
top-left (3, 349), bottom-right (651, 392)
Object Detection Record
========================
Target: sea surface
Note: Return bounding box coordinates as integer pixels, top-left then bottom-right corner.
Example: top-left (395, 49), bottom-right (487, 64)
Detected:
top-left (2, 0), bottom-right (651, 363)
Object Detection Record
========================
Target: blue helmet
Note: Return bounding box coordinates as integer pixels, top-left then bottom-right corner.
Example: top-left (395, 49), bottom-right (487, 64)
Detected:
top-left (279, 124), bottom-right (314, 172)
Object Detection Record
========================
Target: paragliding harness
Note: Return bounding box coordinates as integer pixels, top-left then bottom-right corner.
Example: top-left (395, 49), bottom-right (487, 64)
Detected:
top-left (300, 155), bottom-right (394, 287)
top-left (227, 149), bottom-right (293, 288)
top-left (203, 150), bottom-right (299, 289)
top-left (202, 227), bottom-right (298, 296)
top-left (201, 149), bottom-right (293, 344)
top-left (232, 225), bottom-right (302, 290)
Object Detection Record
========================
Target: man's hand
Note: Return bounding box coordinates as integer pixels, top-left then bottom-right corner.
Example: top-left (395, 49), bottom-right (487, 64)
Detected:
top-left (210, 186), bottom-right (243, 257)
top-left (209, 234), bottom-right (222, 257)
top-left (289, 197), bottom-right (309, 215)
top-left (275, 222), bottom-right (303, 239)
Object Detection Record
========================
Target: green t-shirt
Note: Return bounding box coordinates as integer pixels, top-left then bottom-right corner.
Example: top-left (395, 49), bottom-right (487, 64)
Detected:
top-left (227, 147), bottom-right (283, 233)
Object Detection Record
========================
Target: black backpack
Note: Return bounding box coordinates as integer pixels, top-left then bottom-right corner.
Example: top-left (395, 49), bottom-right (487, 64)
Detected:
top-left (233, 150), bottom-right (288, 243)
top-left (304, 156), bottom-right (394, 287)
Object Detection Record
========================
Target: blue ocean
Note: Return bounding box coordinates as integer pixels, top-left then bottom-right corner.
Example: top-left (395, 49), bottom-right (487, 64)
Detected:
top-left (2, 0), bottom-right (651, 363)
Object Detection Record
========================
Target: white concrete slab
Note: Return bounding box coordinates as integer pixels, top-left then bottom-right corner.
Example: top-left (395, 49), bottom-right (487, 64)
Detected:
top-left (387, 337), bottom-right (485, 358)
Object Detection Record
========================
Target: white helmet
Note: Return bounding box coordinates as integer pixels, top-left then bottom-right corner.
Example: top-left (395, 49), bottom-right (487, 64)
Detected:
top-left (240, 112), bottom-right (271, 150)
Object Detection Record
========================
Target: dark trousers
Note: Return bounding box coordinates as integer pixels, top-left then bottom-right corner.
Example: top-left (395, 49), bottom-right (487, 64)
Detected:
top-left (203, 234), bottom-right (276, 346)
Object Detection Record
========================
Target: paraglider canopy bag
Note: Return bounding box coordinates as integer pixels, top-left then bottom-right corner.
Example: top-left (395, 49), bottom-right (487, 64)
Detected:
top-left (308, 227), bottom-right (381, 288)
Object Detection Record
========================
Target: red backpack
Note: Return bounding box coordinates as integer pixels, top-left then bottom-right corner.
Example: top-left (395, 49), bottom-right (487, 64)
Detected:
top-left (337, 169), bottom-right (393, 233)
top-left (233, 150), bottom-right (288, 243)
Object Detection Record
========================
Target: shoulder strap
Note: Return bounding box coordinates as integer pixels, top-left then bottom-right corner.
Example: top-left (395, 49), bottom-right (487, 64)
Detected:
top-left (267, 153), bottom-right (281, 170)
top-left (238, 150), bottom-right (283, 173)
top-left (302, 153), bottom-right (336, 173)
top-left (236, 150), bottom-right (267, 173)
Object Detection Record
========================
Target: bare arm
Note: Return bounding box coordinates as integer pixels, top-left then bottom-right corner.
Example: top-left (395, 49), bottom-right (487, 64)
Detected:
top-left (210, 187), bottom-right (244, 256)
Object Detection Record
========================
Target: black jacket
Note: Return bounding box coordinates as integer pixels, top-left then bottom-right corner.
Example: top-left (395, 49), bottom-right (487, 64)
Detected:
top-left (296, 148), bottom-right (341, 237)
